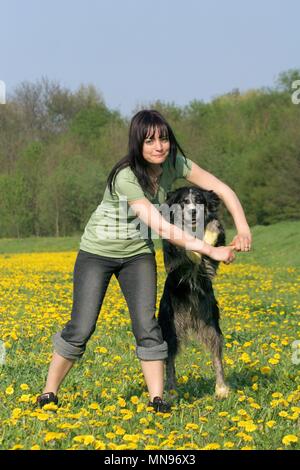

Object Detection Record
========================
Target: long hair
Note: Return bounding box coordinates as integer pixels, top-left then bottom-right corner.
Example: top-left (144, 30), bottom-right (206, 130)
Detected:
top-left (107, 109), bottom-right (187, 196)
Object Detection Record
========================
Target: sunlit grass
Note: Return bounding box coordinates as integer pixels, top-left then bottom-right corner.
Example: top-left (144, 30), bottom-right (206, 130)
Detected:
top-left (0, 250), bottom-right (299, 450)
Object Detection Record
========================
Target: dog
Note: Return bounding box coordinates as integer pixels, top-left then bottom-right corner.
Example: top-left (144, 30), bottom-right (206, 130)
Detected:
top-left (158, 186), bottom-right (230, 399)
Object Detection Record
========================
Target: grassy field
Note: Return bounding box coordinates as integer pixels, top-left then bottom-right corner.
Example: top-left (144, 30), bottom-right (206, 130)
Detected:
top-left (0, 222), bottom-right (299, 450)
top-left (0, 220), bottom-right (299, 268)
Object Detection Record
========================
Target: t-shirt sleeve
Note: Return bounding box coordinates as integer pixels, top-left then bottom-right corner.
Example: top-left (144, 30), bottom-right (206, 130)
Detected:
top-left (174, 154), bottom-right (193, 179)
top-left (114, 168), bottom-right (146, 201)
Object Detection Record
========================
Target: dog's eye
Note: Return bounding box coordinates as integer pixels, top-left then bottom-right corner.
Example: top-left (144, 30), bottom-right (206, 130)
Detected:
top-left (195, 198), bottom-right (204, 205)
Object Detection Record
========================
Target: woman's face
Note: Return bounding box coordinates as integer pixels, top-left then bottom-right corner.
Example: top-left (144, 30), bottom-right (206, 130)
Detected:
top-left (142, 127), bottom-right (170, 166)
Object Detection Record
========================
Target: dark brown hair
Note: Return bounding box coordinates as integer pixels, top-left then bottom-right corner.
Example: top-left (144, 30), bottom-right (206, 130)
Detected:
top-left (107, 109), bottom-right (187, 196)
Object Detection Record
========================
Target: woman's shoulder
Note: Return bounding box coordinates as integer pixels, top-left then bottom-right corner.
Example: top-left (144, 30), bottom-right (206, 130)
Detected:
top-left (115, 165), bottom-right (137, 182)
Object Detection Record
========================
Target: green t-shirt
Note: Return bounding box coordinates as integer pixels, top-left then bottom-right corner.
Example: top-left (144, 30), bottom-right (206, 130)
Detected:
top-left (79, 154), bottom-right (193, 258)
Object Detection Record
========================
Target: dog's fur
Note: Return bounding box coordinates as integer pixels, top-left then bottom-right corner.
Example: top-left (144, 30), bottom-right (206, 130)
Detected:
top-left (158, 186), bottom-right (230, 398)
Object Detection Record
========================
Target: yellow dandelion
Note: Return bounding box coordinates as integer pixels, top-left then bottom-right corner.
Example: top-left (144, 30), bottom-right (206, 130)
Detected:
top-left (20, 384), bottom-right (29, 391)
top-left (18, 394), bottom-right (31, 403)
top-left (122, 413), bottom-right (133, 421)
top-left (73, 435), bottom-right (95, 445)
top-left (95, 346), bottom-right (108, 354)
top-left (238, 396), bottom-right (246, 402)
top-left (240, 353), bottom-right (251, 364)
top-left (244, 422), bottom-right (257, 433)
top-left (43, 403), bottom-right (58, 411)
top-left (130, 396), bottom-right (139, 405)
top-left (123, 434), bottom-right (140, 443)
top-left (89, 402), bottom-right (100, 410)
top-left (104, 405), bottom-right (116, 412)
top-left (260, 366), bottom-right (271, 374)
top-left (143, 429), bottom-right (156, 435)
top-left (199, 417), bottom-right (208, 423)
top-left (44, 432), bottom-right (66, 443)
top-left (36, 413), bottom-right (50, 421)
top-left (118, 397), bottom-right (126, 407)
top-left (236, 432), bottom-right (253, 442)
top-left (5, 385), bottom-right (14, 395)
top-left (11, 408), bottom-right (22, 419)
top-left (268, 358), bottom-right (279, 365)
top-left (114, 427), bottom-right (126, 436)
top-left (272, 392), bottom-right (283, 398)
top-left (250, 403), bottom-right (261, 410)
top-left (178, 375), bottom-right (189, 384)
top-left (201, 443), bottom-right (221, 450)
top-left (224, 441), bottom-right (235, 448)
top-left (185, 423), bottom-right (199, 430)
top-left (282, 435), bottom-right (298, 446)
top-left (94, 440), bottom-right (106, 450)
top-left (140, 417), bottom-right (149, 425)
top-left (266, 420), bottom-right (276, 428)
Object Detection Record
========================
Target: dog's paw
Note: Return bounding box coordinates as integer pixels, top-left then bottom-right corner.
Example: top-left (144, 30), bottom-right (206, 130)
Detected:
top-left (215, 384), bottom-right (230, 399)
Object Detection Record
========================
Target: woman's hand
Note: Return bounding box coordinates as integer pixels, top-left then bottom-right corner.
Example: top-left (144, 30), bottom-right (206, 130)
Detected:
top-left (229, 228), bottom-right (252, 252)
top-left (209, 245), bottom-right (236, 264)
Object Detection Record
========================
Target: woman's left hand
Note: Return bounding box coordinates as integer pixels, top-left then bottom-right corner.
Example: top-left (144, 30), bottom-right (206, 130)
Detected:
top-left (229, 229), bottom-right (252, 252)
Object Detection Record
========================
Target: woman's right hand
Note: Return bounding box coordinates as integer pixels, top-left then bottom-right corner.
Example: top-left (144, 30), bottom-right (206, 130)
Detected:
top-left (208, 245), bottom-right (236, 264)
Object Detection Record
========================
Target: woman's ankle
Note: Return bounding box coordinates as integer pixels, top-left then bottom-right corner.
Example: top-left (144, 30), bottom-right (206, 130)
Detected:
top-left (43, 387), bottom-right (58, 395)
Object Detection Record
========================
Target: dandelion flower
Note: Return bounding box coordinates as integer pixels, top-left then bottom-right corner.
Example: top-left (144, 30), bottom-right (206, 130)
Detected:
top-left (282, 435), bottom-right (298, 446)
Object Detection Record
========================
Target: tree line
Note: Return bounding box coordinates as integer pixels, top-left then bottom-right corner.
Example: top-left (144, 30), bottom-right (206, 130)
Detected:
top-left (0, 70), bottom-right (299, 238)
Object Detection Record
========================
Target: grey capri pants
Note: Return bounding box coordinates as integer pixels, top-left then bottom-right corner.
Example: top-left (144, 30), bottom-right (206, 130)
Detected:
top-left (53, 249), bottom-right (168, 361)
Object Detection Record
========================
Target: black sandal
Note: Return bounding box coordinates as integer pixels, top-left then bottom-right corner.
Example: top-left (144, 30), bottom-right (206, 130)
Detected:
top-left (148, 396), bottom-right (171, 413)
top-left (36, 392), bottom-right (58, 408)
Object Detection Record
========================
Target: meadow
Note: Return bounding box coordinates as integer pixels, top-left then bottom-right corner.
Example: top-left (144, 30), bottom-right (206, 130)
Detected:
top-left (0, 221), bottom-right (299, 450)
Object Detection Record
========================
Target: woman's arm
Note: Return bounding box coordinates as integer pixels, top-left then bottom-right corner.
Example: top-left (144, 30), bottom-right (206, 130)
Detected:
top-left (186, 161), bottom-right (252, 251)
top-left (128, 198), bottom-right (235, 264)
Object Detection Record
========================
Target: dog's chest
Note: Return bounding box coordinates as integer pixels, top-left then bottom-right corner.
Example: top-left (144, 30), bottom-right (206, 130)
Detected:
top-left (176, 264), bottom-right (208, 294)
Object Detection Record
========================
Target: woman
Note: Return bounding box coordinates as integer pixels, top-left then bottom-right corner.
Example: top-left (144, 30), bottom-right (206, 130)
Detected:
top-left (37, 110), bottom-right (251, 412)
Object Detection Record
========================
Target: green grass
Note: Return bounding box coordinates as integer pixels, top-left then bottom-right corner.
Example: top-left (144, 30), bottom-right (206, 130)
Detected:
top-left (0, 220), bottom-right (299, 267)
top-left (0, 249), bottom-right (299, 450)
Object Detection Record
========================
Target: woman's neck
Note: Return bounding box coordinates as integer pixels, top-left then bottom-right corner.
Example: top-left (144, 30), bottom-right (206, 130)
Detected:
top-left (147, 163), bottom-right (163, 176)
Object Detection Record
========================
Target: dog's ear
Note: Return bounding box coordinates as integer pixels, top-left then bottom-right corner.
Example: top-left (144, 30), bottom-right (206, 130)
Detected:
top-left (166, 190), bottom-right (180, 205)
top-left (205, 190), bottom-right (221, 213)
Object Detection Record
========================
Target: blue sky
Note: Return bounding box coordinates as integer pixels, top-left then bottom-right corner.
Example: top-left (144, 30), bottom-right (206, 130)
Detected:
top-left (1, 0), bottom-right (299, 116)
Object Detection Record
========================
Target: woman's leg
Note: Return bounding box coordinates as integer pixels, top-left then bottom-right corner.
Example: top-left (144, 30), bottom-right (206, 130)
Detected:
top-left (116, 253), bottom-right (168, 401)
top-left (42, 250), bottom-right (115, 396)
top-left (140, 359), bottom-right (164, 401)
top-left (43, 352), bottom-right (74, 395)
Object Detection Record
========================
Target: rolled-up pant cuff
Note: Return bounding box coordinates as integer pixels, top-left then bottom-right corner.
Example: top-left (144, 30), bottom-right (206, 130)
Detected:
top-left (136, 341), bottom-right (168, 361)
top-left (52, 332), bottom-right (84, 361)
